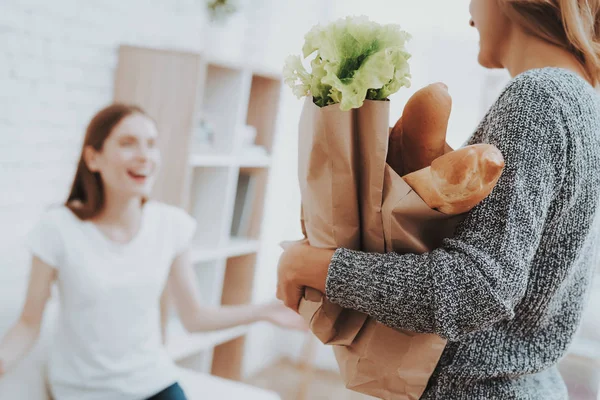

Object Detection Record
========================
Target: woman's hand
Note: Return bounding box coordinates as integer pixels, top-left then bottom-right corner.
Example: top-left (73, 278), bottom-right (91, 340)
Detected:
top-left (276, 240), bottom-right (335, 312)
top-left (0, 257), bottom-right (54, 379)
top-left (258, 300), bottom-right (308, 331)
top-left (168, 250), bottom-right (306, 332)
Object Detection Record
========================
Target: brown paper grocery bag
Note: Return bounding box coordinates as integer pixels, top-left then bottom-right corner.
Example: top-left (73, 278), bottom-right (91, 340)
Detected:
top-left (297, 96), bottom-right (464, 399)
top-left (297, 97), bottom-right (389, 346)
top-left (298, 286), bottom-right (371, 346)
top-left (297, 97), bottom-right (391, 346)
top-left (332, 164), bottom-right (464, 400)
top-left (381, 165), bottom-right (462, 255)
top-left (334, 319), bottom-right (446, 400)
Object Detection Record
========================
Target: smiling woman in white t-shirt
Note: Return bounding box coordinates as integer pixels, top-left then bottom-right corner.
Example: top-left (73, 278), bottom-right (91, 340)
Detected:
top-left (0, 104), bottom-right (306, 400)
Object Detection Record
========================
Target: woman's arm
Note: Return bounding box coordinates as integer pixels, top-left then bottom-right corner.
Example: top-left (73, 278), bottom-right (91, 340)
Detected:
top-left (167, 249), bottom-right (306, 333)
top-left (324, 84), bottom-right (568, 341)
top-left (278, 78), bottom-right (569, 341)
top-left (0, 257), bottom-right (56, 376)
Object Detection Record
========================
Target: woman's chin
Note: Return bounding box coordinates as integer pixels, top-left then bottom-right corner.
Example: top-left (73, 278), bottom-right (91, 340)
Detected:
top-left (128, 179), bottom-right (155, 197)
top-left (124, 185), bottom-right (153, 199)
top-left (478, 53), bottom-right (503, 70)
top-left (136, 187), bottom-right (153, 198)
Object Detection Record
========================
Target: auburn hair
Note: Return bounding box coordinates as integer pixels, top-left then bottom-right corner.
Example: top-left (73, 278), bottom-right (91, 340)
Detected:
top-left (498, 0), bottom-right (600, 86)
top-left (66, 103), bottom-right (149, 220)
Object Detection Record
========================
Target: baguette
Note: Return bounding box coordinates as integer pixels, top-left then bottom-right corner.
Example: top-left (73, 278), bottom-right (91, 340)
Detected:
top-left (388, 82), bottom-right (453, 176)
top-left (403, 144), bottom-right (505, 215)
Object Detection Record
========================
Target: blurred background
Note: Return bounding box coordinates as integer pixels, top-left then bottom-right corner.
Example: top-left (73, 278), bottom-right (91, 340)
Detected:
top-left (0, 0), bottom-right (598, 399)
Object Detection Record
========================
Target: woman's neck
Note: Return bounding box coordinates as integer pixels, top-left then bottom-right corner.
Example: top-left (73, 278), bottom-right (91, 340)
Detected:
top-left (502, 27), bottom-right (592, 85)
top-left (94, 190), bottom-right (143, 230)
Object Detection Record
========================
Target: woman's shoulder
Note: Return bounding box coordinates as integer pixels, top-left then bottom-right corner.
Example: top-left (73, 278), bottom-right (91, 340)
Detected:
top-left (500, 67), bottom-right (600, 112)
top-left (37, 204), bottom-right (80, 227)
top-left (29, 205), bottom-right (89, 246)
top-left (26, 205), bottom-right (77, 268)
top-left (471, 70), bottom-right (579, 157)
top-left (479, 67), bottom-right (599, 140)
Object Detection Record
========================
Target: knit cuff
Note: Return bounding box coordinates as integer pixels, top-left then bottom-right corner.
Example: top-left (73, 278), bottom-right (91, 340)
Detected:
top-left (325, 248), bottom-right (374, 309)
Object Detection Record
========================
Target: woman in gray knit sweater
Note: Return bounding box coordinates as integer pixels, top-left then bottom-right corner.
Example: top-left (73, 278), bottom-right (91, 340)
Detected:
top-left (277, 0), bottom-right (600, 399)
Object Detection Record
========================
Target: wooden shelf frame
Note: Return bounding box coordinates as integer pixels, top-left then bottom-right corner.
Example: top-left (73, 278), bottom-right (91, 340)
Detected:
top-left (114, 45), bottom-right (283, 380)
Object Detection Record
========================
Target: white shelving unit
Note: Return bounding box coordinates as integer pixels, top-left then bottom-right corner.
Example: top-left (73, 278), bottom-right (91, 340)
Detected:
top-left (190, 238), bottom-right (260, 263)
top-left (113, 45), bottom-right (282, 381)
top-left (188, 153), bottom-right (272, 168)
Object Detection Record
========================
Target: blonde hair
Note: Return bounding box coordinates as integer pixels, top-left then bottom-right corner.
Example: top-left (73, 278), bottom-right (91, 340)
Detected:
top-left (498, 0), bottom-right (600, 86)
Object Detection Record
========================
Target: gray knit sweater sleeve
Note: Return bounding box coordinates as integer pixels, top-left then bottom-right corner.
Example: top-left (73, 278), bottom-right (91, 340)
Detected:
top-left (326, 70), bottom-right (575, 340)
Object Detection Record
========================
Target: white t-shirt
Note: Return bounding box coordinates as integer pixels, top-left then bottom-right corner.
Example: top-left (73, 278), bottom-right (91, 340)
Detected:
top-left (25, 201), bottom-right (197, 400)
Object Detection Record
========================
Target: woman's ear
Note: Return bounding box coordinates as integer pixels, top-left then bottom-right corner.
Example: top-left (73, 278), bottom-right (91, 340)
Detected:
top-left (83, 146), bottom-right (100, 172)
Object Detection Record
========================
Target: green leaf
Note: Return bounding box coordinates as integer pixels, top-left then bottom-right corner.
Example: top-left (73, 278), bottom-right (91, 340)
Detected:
top-left (283, 16), bottom-right (412, 109)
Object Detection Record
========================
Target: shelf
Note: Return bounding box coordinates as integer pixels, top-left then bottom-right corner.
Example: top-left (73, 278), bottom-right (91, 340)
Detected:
top-left (204, 56), bottom-right (282, 81)
top-left (167, 318), bottom-right (250, 362)
top-left (212, 254), bottom-right (257, 380)
top-left (246, 75), bottom-right (282, 153)
top-left (114, 45), bottom-right (281, 383)
top-left (239, 154), bottom-right (271, 168)
top-left (188, 154), bottom-right (233, 167)
top-left (189, 259), bottom-right (223, 307)
top-left (191, 238), bottom-right (260, 263)
top-left (189, 167), bottom-right (231, 248)
top-left (230, 168), bottom-right (269, 239)
top-left (200, 65), bottom-right (250, 154)
top-left (189, 152), bottom-right (271, 168)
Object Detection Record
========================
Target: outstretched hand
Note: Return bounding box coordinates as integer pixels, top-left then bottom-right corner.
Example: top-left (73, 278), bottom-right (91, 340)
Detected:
top-left (260, 300), bottom-right (308, 331)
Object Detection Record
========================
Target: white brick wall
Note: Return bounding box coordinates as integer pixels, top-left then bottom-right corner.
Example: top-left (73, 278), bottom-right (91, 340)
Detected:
top-left (0, 0), bottom-right (207, 326)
